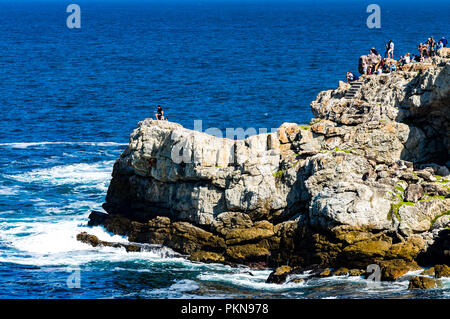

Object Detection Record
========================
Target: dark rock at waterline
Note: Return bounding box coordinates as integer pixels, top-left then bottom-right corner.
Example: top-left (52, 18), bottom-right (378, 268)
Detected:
top-left (87, 211), bottom-right (109, 227)
top-left (76, 232), bottom-right (142, 252)
top-left (434, 264), bottom-right (450, 278)
top-left (417, 229), bottom-right (450, 266)
top-left (266, 266), bottom-right (292, 284)
top-left (408, 276), bottom-right (437, 290)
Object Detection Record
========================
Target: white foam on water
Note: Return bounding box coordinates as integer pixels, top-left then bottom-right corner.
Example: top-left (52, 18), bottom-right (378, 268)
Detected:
top-left (5, 161), bottom-right (114, 189)
top-left (169, 279), bottom-right (201, 292)
top-left (139, 279), bottom-right (207, 299)
top-left (0, 185), bottom-right (21, 196)
top-left (197, 270), bottom-right (305, 291)
top-left (0, 142), bottom-right (128, 149)
top-left (0, 211), bottom-right (199, 268)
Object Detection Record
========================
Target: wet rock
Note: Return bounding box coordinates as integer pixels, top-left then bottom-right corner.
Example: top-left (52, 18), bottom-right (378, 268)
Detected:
top-left (377, 259), bottom-right (421, 281)
top-left (87, 211), bottom-right (108, 227)
top-left (408, 276), bottom-right (437, 290)
top-left (333, 267), bottom-right (349, 276)
top-left (434, 264), bottom-right (450, 278)
top-left (266, 266), bottom-right (292, 284)
top-left (318, 268), bottom-right (333, 277)
top-left (288, 278), bottom-right (304, 284)
top-left (76, 232), bottom-right (142, 252)
top-left (421, 267), bottom-right (435, 276)
top-left (77, 232), bottom-right (101, 247)
top-left (348, 269), bottom-right (365, 276)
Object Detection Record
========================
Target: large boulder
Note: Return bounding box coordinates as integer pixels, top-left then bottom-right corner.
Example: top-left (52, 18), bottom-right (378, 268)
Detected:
top-left (85, 57), bottom-right (450, 275)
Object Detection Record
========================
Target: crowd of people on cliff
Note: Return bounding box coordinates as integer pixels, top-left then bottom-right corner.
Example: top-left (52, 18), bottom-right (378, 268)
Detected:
top-left (347, 36), bottom-right (447, 83)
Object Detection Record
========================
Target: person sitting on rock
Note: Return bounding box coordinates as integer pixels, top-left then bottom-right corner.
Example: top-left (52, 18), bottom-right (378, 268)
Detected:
top-left (404, 53), bottom-right (411, 64)
top-left (439, 36), bottom-right (447, 47)
top-left (155, 105), bottom-right (164, 120)
top-left (390, 61), bottom-right (397, 72)
top-left (382, 60), bottom-right (391, 73)
top-left (346, 72), bottom-right (358, 83)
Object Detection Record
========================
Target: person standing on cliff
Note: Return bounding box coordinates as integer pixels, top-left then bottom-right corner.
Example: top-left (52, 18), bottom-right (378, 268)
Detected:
top-left (385, 40), bottom-right (394, 59)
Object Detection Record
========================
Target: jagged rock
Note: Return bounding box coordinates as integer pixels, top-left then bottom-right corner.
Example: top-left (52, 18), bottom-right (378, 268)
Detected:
top-left (342, 239), bottom-right (391, 267)
top-left (318, 268), bottom-right (333, 277)
top-left (385, 235), bottom-right (425, 261)
top-left (421, 183), bottom-right (449, 196)
top-left (212, 212), bottom-right (254, 236)
top-left (400, 173), bottom-right (420, 183)
top-left (408, 276), bottom-right (437, 289)
top-left (92, 57), bottom-right (450, 276)
top-left (333, 267), bottom-right (349, 276)
top-left (76, 232), bottom-right (142, 252)
top-left (404, 184), bottom-right (424, 202)
top-left (377, 259), bottom-right (421, 281)
top-left (225, 243), bottom-right (271, 263)
top-left (398, 199), bottom-right (450, 236)
top-left (189, 251), bottom-right (225, 263)
top-left (288, 278), bottom-right (304, 284)
top-left (348, 269), bottom-right (365, 276)
top-left (223, 220), bottom-right (275, 245)
top-left (87, 211), bottom-right (109, 227)
top-left (77, 232), bottom-right (101, 247)
top-left (266, 265), bottom-right (292, 284)
top-left (434, 264), bottom-right (450, 278)
top-left (416, 170), bottom-right (437, 182)
top-left (421, 267), bottom-right (435, 276)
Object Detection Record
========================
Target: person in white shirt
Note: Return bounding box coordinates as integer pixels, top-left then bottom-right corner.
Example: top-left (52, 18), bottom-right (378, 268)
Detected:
top-left (404, 53), bottom-right (411, 64)
top-left (385, 40), bottom-right (394, 59)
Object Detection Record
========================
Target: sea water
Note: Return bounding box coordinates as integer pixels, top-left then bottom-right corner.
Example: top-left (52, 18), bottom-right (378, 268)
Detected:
top-left (0, 0), bottom-right (448, 298)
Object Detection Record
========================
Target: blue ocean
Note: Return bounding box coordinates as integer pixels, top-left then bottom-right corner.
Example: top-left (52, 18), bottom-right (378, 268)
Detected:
top-left (0, 0), bottom-right (448, 298)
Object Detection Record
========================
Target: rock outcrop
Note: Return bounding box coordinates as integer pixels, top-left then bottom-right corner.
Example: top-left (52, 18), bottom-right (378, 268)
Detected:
top-left (80, 56), bottom-right (450, 281)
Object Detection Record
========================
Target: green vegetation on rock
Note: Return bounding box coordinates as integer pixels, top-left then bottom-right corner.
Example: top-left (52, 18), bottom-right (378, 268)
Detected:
top-left (388, 185), bottom-right (414, 222)
top-left (299, 124), bottom-right (311, 131)
top-left (430, 210), bottom-right (450, 228)
top-left (272, 170), bottom-right (285, 179)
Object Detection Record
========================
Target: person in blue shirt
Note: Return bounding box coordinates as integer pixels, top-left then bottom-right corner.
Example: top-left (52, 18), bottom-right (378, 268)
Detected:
top-left (440, 37), bottom-right (447, 47)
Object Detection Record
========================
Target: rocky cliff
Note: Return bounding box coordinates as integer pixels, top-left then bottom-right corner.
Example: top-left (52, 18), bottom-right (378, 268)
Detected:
top-left (83, 56), bottom-right (450, 279)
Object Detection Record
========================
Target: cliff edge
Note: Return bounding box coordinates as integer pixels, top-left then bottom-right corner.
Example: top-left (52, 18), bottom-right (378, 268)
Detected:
top-left (83, 56), bottom-right (450, 279)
